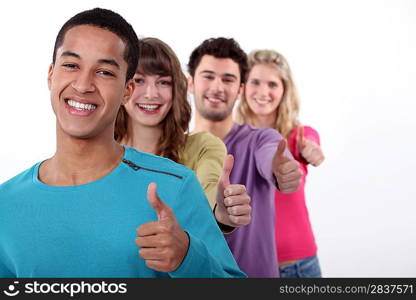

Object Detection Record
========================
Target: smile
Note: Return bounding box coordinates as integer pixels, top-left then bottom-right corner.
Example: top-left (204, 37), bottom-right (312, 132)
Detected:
top-left (205, 96), bottom-right (225, 104)
top-left (254, 98), bottom-right (272, 105)
top-left (136, 103), bottom-right (163, 115)
top-left (67, 99), bottom-right (97, 111)
top-left (137, 103), bottom-right (161, 111)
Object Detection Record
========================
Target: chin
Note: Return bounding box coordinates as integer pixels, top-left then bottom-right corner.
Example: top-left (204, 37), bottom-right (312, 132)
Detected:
top-left (142, 122), bottom-right (162, 128)
top-left (139, 117), bottom-right (165, 128)
top-left (67, 131), bottom-right (96, 140)
top-left (59, 124), bottom-right (98, 139)
top-left (254, 108), bottom-right (273, 116)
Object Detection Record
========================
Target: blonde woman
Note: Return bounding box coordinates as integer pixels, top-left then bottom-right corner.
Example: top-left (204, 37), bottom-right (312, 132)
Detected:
top-left (236, 49), bottom-right (324, 277)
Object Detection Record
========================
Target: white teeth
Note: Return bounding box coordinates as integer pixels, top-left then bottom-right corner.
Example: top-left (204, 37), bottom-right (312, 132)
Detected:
top-left (255, 98), bottom-right (271, 104)
top-left (67, 99), bottom-right (97, 111)
top-left (138, 104), bottom-right (159, 111)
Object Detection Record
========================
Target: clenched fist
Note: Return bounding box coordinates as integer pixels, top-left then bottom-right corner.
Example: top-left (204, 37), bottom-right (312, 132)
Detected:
top-left (297, 126), bottom-right (325, 167)
top-left (272, 139), bottom-right (302, 194)
top-left (215, 154), bottom-right (251, 228)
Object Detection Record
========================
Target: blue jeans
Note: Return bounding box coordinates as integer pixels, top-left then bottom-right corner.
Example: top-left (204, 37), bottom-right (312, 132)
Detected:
top-left (279, 256), bottom-right (322, 278)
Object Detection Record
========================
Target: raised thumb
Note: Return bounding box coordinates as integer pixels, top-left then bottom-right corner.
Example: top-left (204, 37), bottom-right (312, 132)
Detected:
top-left (220, 154), bottom-right (234, 188)
top-left (147, 182), bottom-right (170, 220)
top-left (296, 126), bottom-right (305, 153)
top-left (277, 139), bottom-right (287, 157)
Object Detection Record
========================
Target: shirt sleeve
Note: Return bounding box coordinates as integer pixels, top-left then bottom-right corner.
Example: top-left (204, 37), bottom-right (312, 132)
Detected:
top-left (254, 128), bottom-right (293, 187)
top-left (303, 126), bottom-right (320, 145)
top-left (169, 173), bottom-right (246, 278)
top-left (193, 134), bottom-right (227, 209)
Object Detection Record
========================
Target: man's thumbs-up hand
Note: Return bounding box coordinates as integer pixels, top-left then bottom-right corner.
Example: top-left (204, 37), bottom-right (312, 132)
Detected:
top-left (272, 139), bottom-right (302, 194)
top-left (215, 155), bottom-right (251, 228)
top-left (296, 126), bottom-right (325, 167)
top-left (135, 183), bottom-right (189, 272)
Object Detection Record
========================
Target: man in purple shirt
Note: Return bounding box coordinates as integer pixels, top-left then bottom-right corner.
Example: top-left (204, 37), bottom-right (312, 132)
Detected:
top-left (187, 38), bottom-right (302, 278)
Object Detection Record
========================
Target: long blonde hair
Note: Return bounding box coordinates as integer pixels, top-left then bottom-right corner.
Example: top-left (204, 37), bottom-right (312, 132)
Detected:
top-left (236, 49), bottom-right (300, 138)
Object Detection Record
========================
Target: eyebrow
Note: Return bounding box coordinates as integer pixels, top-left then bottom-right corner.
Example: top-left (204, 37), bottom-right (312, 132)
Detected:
top-left (60, 51), bottom-right (120, 69)
top-left (200, 70), bottom-right (238, 79)
top-left (61, 51), bottom-right (80, 59)
top-left (98, 59), bottom-right (120, 69)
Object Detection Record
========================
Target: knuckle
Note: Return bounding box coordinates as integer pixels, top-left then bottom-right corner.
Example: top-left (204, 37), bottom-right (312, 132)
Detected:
top-left (167, 235), bottom-right (175, 246)
top-left (159, 237), bottom-right (169, 247)
top-left (135, 237), bottom-right (141, 247)
top-left (160, 222), bottom-right (174, 233)
top-left (145, 260), bottom-right (152, 268)
top-left (241, 185), bottom-right (247, 193)
top-left (230, 215), bottom-right (239, 224)
top-left (138, 249), bottom-right (145, 258)
top-left (246, 195), bottom-right (251, 203)
top-left (136, 226), bottom-right (142, 236)
top-left (166, 222), bottom-right (174, 232)
top-left (160, 247), bottom-right (169, 258)
top-left (247, 205), bottom-right (252, 214)
top-left (227, 206), bottom-right (235, 215)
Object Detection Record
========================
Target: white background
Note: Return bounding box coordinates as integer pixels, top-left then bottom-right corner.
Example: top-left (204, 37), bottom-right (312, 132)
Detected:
top-left (1, 0), bottom-right (415, 277)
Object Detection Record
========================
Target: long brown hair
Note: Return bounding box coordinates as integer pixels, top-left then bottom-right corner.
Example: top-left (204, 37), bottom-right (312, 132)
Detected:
top-left (236, 49), bottom-right (300, 138)
top-left (114, 38), bottom-right (191, 163)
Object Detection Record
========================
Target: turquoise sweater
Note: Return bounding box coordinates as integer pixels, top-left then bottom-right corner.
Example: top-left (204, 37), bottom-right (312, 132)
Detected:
top-left (0, 147), bottom-right (245, 278)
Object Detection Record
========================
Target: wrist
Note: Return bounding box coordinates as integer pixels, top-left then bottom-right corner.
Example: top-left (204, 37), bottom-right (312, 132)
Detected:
top-left (213, 204), bottom-right (236, 234)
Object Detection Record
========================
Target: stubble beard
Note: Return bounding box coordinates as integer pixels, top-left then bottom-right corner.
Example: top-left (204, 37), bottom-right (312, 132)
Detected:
top-left (195, 97), bottom-right (233, 122)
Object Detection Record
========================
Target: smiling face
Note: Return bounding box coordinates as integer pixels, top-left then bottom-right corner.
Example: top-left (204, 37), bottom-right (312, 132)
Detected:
top-left (245, 63), bottom-right (284, 119)
top-left (188, 55), bottom-right (243, 122)
top-left (123, 72), bottom-right (173, 128)
top-left (48, 25), bottom-right (134, 140)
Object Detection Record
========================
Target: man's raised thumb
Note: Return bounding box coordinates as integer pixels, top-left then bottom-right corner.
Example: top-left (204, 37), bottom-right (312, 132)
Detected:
top-left (147, 183), bottom-right (170, 220)
top-left (277, 139), bottom-right (287, 157)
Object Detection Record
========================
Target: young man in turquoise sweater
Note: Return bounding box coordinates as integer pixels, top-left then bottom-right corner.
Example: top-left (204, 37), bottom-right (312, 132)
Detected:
top-left (0, 8), bottom-right (245, 278)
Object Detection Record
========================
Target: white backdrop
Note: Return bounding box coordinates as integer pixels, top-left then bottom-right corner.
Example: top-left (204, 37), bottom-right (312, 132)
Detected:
top-left (1, 0), bottom-right (415, 277)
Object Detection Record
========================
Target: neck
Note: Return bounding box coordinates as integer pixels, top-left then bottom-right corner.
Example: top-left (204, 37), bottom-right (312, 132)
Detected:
top-left (193, 111), bottom-right (234, 141)
top-left (252, 113), bottom-right (276, 128)
top-left (121, 121), bottom-right (161, 155)
top-left (39, 126), bottom-right (124, 186)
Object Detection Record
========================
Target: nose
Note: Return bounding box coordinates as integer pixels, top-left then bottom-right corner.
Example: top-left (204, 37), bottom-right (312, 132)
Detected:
top-left (71, 70), bottom-right (95, 93)
top-left (144, 82), bottom-right (158, 100)
top-left (259, 83), bottom-right (269, 98)
top-left (212, 77), bottom-right (225, 94)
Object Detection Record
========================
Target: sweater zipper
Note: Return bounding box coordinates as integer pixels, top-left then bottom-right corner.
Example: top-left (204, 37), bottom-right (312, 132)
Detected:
top-left (122, 159), bottom-right (183, 179)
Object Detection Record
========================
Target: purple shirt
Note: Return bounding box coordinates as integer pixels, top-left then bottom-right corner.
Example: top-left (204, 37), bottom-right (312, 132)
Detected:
top-left (224, 123), bottom-right (286, 278)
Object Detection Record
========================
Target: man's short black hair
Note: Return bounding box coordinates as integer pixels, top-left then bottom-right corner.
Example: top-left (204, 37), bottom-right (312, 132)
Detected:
top-left (187, 37), bottom-right (248, 84)
top-left (52, 8), bottom-right (139, 81)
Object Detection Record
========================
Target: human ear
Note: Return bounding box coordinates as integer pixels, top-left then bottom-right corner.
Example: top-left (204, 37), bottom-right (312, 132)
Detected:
top-left (47, 64), bottom-right (54, 90)
top-left (122, 79), bottom-right (135, 105)
top-left (187, 76), bottom-right (194, 93)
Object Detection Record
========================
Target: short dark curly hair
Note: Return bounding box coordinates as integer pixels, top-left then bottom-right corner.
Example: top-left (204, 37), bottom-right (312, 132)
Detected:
top-left (52, 7), bottom-right (139, 81)
top-left (187, 37), bottom-right (248, 84)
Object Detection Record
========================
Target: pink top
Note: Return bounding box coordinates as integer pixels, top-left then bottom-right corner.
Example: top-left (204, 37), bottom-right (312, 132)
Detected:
top-left (275, 126), bottom-right (320, 262)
